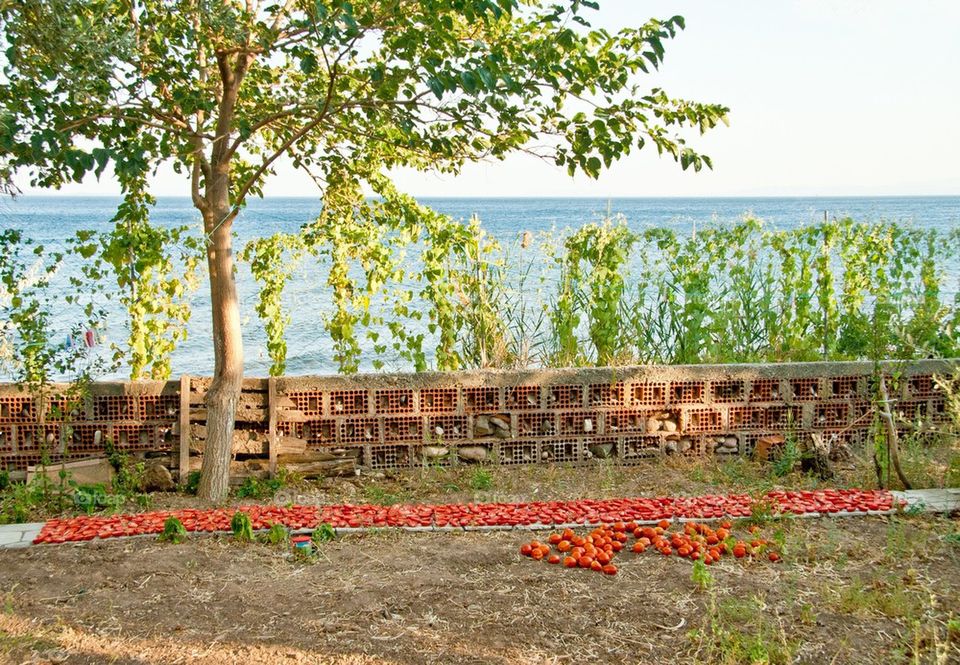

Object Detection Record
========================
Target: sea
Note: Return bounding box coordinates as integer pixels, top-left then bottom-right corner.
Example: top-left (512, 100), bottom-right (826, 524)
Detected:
top-left (2, 195), bottom-right (959, 378)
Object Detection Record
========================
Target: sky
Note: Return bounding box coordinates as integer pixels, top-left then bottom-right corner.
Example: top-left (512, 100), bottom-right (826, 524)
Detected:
top-left (19, 0), bottom-right (960, 198)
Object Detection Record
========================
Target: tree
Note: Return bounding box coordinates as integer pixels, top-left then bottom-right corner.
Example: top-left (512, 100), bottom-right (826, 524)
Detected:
top-left (0, 0), bottom-right (728, 501)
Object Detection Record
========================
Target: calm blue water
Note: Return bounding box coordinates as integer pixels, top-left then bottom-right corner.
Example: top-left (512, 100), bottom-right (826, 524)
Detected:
top-left (2, 195), bottom-right (959, 378)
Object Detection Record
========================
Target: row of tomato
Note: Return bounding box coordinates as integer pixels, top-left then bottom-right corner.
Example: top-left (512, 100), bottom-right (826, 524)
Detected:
top-left (32, 489), bottom-right (896, 545)
top-left (520, 519), bottom-right (782, 576)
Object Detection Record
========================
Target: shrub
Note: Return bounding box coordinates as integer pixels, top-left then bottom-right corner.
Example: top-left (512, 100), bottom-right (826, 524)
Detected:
top-left (158, 516), bottom-right (188, 544)
top-left (231, 511), bottom-right (254, 543)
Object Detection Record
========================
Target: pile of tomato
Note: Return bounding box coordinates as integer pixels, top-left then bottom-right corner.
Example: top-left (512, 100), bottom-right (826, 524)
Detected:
top-left (520, 518), bottom-right (783, 576)
top-left (31, 488), bottom-right (897, 545)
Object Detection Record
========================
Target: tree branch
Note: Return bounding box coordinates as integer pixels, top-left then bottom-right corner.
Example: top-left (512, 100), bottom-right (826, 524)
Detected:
top-left (229, 64), bottom-right (339, 214)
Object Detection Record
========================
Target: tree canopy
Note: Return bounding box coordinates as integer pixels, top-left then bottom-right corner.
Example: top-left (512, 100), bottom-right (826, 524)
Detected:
top-left (2, 0), bottom-right (727, 199)
top-left (0, 0), bottom-right (728, 499)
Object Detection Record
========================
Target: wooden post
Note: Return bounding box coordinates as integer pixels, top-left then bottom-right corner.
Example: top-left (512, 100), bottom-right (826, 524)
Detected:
top-left (179, 375), bottom-right (190, 483)
top-left (268, 376), bottom-right (278, 477)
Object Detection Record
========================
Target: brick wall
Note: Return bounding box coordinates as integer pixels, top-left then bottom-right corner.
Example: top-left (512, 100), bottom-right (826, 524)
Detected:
top-left (0, 360), bottom-right (955, 476)
top-left (274, 359), bottom-right (955, 469)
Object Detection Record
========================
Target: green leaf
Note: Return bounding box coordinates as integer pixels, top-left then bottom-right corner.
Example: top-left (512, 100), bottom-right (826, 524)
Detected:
top-left (460, 71), bottom-right (478, 94)
top-left (426, 76), bottom-right (444, 99)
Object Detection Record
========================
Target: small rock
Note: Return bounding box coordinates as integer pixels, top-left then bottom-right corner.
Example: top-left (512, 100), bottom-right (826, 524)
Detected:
top-left (141, 462), bottom-right (174, 492)
top-left (583, 418), bottom-right (593, 433)
top-left (646, 417), bottom-right (662, 433)
top-left (422, 446), bottom-right (449, 459)
top-left (588, 442), bottom-right (613, 459)
top-left (473, 415), bottom-right (492, 437)
top-left (489, 415), bottom-right (510, 431)
top-left (662, 419), bottom-right (678, 433)
top-left (458, 446), bottom-right (488, 463)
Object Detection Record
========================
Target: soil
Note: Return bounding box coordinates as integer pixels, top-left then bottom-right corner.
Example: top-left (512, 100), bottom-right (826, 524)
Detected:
top-left (1, 513), bottom-right (958, 665)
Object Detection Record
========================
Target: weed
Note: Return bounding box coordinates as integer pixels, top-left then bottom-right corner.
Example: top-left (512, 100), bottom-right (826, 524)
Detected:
top-left (903, 501), bottom-right (927, 517)
top-left (234, 475), bottom-right (284, 500)
top-left (771, 437), bottom-right (803, 478)
top-left (469, 468), bottom-right (493, 492)
top-left (363, 485), bottom-right (408, 505)
top-left (746, 497), bottom-right (779, 526)
top-left (158, 516), bottom-right (187, 544)
top-left (99, 439), bottom-right (152, 509)
top-left (72, 484), bottom-right (112, 515)
top-left (0, 473), bottom-right (72, 524)
top-left (690, 559), bottom-right (713, 592)
top-left (183, 470), bottom-right (201, 495)
top-left (0, 471), bottom-right (8, 492)
top-left (261, 522), bottom-right (288, 546)
top-left (944, 532), bottom-right (960, 548)
top-left (689, 592), bottom-right (797, 664)
top-left (834, 575), bottom-right (924, 619)
top-left (312, 523), bottom-right (336, 544)
top-left (231, 511), bottom-right (254, 543)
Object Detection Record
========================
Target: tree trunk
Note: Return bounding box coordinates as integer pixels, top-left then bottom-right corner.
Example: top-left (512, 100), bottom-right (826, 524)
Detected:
top-left (196, 192), bottom-right (243, 502)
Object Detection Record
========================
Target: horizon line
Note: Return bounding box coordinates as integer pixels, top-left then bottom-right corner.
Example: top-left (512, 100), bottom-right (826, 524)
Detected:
top-left (11, 193), bottom-right (960, 200)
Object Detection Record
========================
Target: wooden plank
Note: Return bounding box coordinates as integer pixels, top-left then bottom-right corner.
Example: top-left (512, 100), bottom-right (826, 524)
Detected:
top-left (268, 376), bottom-right (278, 477)
top-left (179, 375), bottom-right (190, 482)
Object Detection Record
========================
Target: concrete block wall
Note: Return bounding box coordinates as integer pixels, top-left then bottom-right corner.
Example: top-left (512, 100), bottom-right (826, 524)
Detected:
top-left (0, 360), bottom-right (954, 475)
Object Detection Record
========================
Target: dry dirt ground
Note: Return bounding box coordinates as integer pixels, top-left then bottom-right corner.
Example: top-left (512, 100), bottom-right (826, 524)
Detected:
top-left (2, 455), bottom-right (960, 665)
top-left (1, 512), bottom-right (958, 665)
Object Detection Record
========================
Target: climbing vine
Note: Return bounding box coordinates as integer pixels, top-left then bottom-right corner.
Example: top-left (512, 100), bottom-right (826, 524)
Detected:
top-left (240, 233), bottom-right (305, 376)
top-left (71, 176), bottom-right (201, 380)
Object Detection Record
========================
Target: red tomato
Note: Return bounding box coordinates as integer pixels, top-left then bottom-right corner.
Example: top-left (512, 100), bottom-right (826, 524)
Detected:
top-left (547, 554), bottom-right (561, 565)
top-left (602, 564), bottom-right (618, 576)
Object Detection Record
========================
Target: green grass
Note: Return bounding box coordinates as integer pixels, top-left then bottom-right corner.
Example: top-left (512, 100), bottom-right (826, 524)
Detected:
top-left (468, 467), bottom-right (493, 491)
top-left (689, 593), bottom-right (798, 665)
top-left (362, 485), bottom-right (411, 506)
top-left (833, 575), bottom-right (925, 620)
